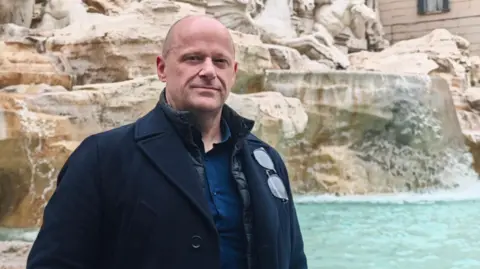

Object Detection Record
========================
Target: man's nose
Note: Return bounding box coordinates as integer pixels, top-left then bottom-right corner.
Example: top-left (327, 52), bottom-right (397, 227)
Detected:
top-left (198, 58), bottom-right (217, 79)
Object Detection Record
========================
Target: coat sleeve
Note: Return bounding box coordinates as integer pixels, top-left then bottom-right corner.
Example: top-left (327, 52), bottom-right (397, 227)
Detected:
top-left (268, 148), bottom-right (308, 269)
top-left (27, 135), bottom-right (103, 269)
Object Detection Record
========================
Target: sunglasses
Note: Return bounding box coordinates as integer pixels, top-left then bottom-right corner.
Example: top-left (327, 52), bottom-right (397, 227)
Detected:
top-left (253, 147), bottom-right (289, 203)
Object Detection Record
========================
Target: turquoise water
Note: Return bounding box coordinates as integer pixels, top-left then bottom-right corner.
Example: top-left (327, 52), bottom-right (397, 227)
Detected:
top-left (2, 197), bottom-right (480, 269)
top-left (298, 199), bottom-right (480, 269)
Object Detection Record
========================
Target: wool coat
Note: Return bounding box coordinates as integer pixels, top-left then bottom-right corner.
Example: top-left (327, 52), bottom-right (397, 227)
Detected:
top-left (26, 102), bottom-right (308, 269)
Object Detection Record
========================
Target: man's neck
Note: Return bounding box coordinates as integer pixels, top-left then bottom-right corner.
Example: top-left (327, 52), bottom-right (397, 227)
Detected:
top-left (163, 93), bottom-right (223, 151)
top-left (193, 111), bottom-right (222, 152)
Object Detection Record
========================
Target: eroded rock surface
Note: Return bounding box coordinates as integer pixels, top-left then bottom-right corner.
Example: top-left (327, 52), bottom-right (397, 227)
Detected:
top-left (0, 74), bottom-right (311, 228)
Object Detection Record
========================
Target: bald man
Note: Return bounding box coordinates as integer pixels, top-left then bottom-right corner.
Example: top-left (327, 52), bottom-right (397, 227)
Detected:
top-left (26, 15), bottom-right (308, 269)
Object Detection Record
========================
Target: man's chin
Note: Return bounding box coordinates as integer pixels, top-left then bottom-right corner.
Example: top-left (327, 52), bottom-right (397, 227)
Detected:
top-left (188, 100), bottom-right (223, 113)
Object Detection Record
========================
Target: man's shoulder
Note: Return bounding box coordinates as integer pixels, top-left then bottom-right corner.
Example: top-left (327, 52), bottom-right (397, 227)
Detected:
top-left (244, 133), bottom-right (270, 150)
top-left (72, 122), bottom-right (136, 157)
top-left (88, 123), bottom-right (135, 146)
top-left (244, 133), bottom-right (285, 165)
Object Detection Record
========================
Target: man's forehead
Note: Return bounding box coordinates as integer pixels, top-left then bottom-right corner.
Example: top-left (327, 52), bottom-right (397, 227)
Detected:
top-left (175, 21), bottom-right (230, 40)
top-left (162, 15), bottom-right (235, 58)
top-left (171, 18), bottom-right (233, 46)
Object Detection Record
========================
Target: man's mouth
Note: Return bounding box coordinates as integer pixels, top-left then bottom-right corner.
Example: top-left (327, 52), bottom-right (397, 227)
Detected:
top-left (191, 85), bottom-right (220, 91)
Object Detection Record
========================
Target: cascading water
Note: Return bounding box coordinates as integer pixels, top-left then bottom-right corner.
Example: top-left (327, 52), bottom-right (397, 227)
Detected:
top-left (345, 75), bottom-right (480, 198)
top-left (0, 99), bottom-right (59, 228)
top-left (262, 70), bottom-right (480, 200)
top-left (16, 100), bottom-right (58, 225)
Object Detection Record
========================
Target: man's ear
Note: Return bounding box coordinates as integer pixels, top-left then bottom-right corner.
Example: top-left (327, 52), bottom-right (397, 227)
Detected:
top-left (231, 61), bottom-right (238, 84)
top-left (157, 56), bottom-right (167, 82)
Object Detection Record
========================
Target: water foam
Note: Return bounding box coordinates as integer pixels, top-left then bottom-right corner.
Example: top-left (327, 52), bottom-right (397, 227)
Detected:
top-left (294, 180), bottom-right (480, 204)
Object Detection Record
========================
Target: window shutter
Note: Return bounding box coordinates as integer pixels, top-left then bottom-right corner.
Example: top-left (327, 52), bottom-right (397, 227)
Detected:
top-left (417, 0), bottom-right (426, 15)
top-left (442, 0), bottom-right (450, 12)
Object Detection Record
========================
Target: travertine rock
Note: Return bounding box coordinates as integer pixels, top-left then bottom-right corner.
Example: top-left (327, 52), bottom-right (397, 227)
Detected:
top-left (0, 241), bottom-right (32, 269)
top-left (0, 0), bottom-right (272, 88)
top-left (0, 75), bottom-right (310, 228)
top-left (471, 56), bottom-right (480, 87)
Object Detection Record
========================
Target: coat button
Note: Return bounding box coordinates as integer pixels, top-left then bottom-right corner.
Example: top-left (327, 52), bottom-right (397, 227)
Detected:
top-left (191, 235), bottom-right (202, 249)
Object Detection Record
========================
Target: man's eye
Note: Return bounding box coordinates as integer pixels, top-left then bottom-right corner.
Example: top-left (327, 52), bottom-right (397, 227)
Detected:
top-left (185, 55), bottom-right (202, 61)
top-left (214, 58), bottom-right (228, 65)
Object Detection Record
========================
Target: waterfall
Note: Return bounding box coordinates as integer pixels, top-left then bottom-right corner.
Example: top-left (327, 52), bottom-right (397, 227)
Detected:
top-left (11, 99), bottom-right (58, 227)
top-left (262, 70), bottom-right (480, 198)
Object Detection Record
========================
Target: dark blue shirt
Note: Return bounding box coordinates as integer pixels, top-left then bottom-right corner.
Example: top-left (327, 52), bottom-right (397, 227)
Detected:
top-left (202, 119), bottom-right (247, 269)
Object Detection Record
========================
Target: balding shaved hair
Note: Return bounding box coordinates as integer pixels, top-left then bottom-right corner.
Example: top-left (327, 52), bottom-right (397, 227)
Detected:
top-left (161, 15), bottom-right (235, 58)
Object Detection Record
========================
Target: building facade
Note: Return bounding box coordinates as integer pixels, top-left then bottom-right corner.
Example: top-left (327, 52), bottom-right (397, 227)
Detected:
top-left (378, 0), bottom-right (480, 55)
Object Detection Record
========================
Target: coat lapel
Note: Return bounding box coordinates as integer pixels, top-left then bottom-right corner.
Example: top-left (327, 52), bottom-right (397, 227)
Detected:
top-left (134, 105), bottom-right (215, 230)
top-left (240, 141), bottom-right (280, 266)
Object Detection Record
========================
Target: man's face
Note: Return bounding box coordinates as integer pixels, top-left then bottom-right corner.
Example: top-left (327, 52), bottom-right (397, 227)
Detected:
top-left (156, 17), bottom-right (238, 113)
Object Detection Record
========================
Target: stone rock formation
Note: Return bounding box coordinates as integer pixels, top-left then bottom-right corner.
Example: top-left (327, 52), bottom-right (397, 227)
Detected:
top-left (470, 56), bottom-right (480, 87)
top-left (0, 241), bottom-right (31, 269)
top-left (0, 76), bottom-right (309, 228)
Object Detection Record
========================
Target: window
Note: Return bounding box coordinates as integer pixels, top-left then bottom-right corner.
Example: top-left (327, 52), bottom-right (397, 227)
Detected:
top-left (417, 0), bottom-right (450, 15)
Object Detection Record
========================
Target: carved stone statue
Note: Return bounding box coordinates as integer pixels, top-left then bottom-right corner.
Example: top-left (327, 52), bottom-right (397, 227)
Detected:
top-left (2, 0), bottom-right (387, 72)
top-left (364, 0), bottom-right (388, 51)
top-left (33, 0), bottom-right (92, 30)
top-left (312, 0), bottom-right (382, 46)
top-left (239, 0), bottom-right (385, 68)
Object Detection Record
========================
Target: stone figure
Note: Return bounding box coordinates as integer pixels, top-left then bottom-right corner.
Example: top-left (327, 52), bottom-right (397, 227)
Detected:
top-left (364, 0), bottom-right (388, 51)
top-left (209, 0), bottom-right (264, 35)
top-left (0, 0), bottom-right (35, 27)
top-left (211, 0), bottom-right (387, 69)
top-left (35, 0), bottom-right (90, 30)
top-left (311, 0), bottom-right (380, 47)
top-left (292, 0), bottom-right (315, 17)
top-left (248, 0), bottom-right (382, 68)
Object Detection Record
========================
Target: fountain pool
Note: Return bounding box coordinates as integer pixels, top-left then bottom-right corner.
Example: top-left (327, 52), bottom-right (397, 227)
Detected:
top-left (297, 186), bottom-right (480, 269)
top-left (2, 186), bottom-right (480, 269)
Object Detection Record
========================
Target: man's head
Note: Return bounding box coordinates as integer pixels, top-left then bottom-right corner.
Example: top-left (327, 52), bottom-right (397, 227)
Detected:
top-left (157, 15), bottom-right (238, 114)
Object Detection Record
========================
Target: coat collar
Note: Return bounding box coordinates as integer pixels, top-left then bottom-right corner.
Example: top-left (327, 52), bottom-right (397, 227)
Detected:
top-left (156, 89), bottom-right (254, 147)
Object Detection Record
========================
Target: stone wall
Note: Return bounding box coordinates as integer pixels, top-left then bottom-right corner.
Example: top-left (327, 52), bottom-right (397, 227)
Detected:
top-left (378, 0), bottom-right (480, 56)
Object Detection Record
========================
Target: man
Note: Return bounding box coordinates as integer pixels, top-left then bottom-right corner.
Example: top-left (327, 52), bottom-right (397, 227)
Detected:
top-left (27, 15), bottom-right (308, 269)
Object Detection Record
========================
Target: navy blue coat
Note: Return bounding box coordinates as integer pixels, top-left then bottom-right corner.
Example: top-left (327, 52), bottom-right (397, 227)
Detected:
top-left (27, 103), bottom-right (308, 269)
